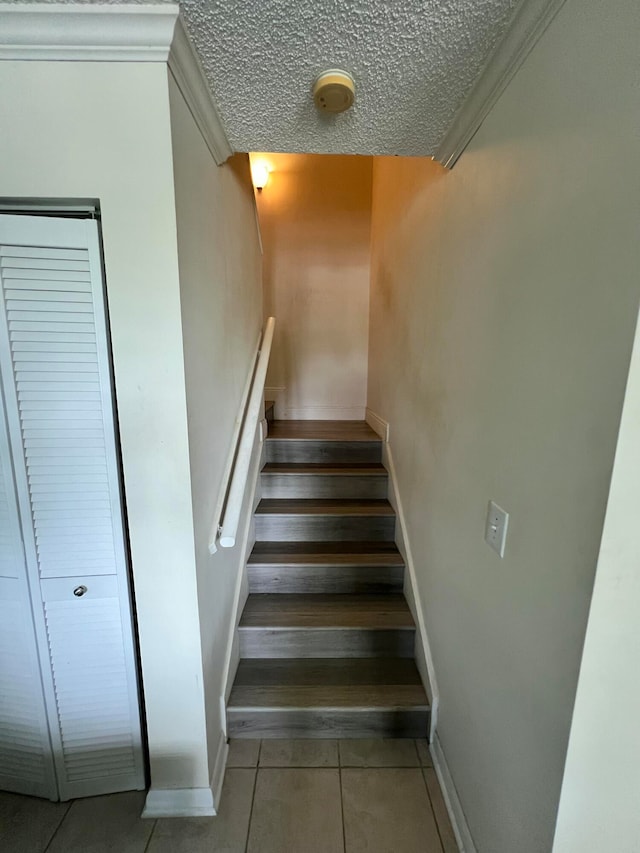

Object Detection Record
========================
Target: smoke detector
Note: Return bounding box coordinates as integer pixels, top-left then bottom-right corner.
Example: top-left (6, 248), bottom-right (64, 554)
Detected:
top-left (313, 70), bottom-right (355, 114)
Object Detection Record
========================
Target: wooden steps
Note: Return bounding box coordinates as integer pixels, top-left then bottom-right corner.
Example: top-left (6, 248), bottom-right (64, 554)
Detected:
top-left (227, 420), bottom-right (430, 739)
top-left (239, 594), bottom-right (415, 658)
top-left (261, 462), bottom-right (388, 499)
top-left (248, 541), bottom-right (404, 593)
top-left (255, 498), bottom-right (395, 542)
top-left (228, 659), bottom-right (429, 738)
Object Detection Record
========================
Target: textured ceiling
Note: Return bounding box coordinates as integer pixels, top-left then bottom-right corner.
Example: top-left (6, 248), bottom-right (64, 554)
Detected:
top-left (180, 0), bottom-right (522, 156)
top-left (11, 0), bottom-right (522, 155)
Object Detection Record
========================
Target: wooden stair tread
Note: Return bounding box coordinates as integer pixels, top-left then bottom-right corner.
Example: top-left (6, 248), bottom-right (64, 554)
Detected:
top-left (229, 685), bottom-right (428, 710)
top-left (249, 541), bottom-right (404, 566)
top-left (256, 499), bottom-right (394, 516)
top-left (268, 420), bottom-right (380, 442)
top-left (262, 462), bottom-right (386, 474)
top-left (229, 659), bottom-right (428, 709)
top-left (233, 658), bottom-right (423, 686)
top-left (228, 417), bottom-right (427, 738)
top-left (239, 594), bottom-right (414, 629)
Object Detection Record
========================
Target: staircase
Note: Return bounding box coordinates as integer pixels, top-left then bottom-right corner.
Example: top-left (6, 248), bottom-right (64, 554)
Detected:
top-left (227, 420), bottom-right (430, 738)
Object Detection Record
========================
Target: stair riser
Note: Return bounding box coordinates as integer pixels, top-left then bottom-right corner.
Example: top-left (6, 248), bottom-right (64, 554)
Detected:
top-left (239, 627), bottom-right (415, 658)
top-left (248, 565), bottom-right (404, 594)
top-left (227, 708), bottom-right (430, 739)
top-left (266, 440), bottom-right (381, 464)
top-left (255, 515), bottom-right (395, 542)
top-left (261, 473), bottom-right (388, 499)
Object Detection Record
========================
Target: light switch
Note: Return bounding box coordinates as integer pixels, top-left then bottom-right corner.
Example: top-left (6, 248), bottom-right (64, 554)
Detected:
top-left (485, 500), bottom-right (509, 558)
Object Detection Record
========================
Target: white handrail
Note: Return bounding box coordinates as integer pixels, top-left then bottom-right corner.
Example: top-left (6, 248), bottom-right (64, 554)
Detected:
top-left (207, 328), bottom-right (261, 555)
top-left (212, 316), bottom-right (275, 552)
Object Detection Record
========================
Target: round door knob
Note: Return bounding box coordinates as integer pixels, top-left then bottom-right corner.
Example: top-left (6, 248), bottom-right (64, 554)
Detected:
top-left (73, 585), bottom-right (88, 597)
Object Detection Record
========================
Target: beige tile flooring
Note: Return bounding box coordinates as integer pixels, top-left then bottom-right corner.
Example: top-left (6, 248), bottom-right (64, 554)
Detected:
top-left (0, 739), bottom-right (457, 853)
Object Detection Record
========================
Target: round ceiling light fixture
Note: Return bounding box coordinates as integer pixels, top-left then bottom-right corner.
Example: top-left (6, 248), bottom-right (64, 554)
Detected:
top-left (313, 70), bottom-right (355, 114)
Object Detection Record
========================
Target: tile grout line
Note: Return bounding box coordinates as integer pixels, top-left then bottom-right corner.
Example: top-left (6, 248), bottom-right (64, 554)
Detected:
top-left (142, 816), bottom-right (158, 853)
top-left (338, 740), bottom-right (347, 853)
top-left (412, 738), bottom-right (421, 764)
top-left (421, 766), bottom-right (446, 853)
top-left (338, 763), bottom-right (347, 853)
top-left (42, 800), bottom-right (72, 853)
top-left (243, 739), bottom-right (262, 853)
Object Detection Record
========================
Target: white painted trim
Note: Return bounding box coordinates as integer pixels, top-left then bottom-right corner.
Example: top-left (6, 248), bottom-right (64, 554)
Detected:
top-left (209, 331), bottom-right (261, 555)
top-left (430, 733), bottom-right (477, 853)
top-left (284, 406), bottom-right (366, 420)
top-left (264, 385), bottom-right (285, 396)
top-left (142, 732), bottom-right (228, 818)
top-left (264, 386), bottom-right (285, 419)
top-left (168, 17), bottom-right (233, 165)
top-left (365, 407), bottom-right (389, 442)
top-left (219, 318), bottom-right (274, 549)
top-left (382, 439), bottom-right (439, 739)
top-left (209, 730), bottom-right (229, 811)
top-left (0, 4), bottom-right (233, 166)
top-left (219, 428), bottom-right (264, 732)
top-left (0, 3), bottom-right (179, 62)
top-left (142, 784), bottom-right (215, 819)
top-left (435, 0), bottom-right (567, 168)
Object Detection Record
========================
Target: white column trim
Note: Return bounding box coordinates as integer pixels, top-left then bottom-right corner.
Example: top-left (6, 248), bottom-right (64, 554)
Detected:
top-left (0, 3), bottom-right (179, 62)
top-left (0, 3), bottom-right (233, 165)
top-left (168, 17), bottom-right (233, 164)
top-left (142, 785), bottom-right (215, 819)
top-left (435, 0), bottom-right (567, 168)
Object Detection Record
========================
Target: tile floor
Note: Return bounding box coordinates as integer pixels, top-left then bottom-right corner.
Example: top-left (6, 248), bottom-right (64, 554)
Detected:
top-left (0, 739), bottom-right (458, 853)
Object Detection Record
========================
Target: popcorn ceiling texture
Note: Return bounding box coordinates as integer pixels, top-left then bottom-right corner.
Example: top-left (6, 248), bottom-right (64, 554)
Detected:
top-left (13, 0), bottom-right (521, 154)
top-left (4, 0), bottom-right (175, 4)
top-left (179, 0), bottom-right (522, 156)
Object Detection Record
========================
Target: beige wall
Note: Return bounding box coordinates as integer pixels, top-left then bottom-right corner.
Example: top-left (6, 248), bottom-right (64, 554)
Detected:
top-left (255, 153), bottom-right (372, 419)
top-left (168, 77), bottom-right (263, 783)
top-left (553, 305), bottom-right (640, 852)
top-left (366, 0), bottom-right (640, 850)
top-left (0, 62), bottom-right (210, 793)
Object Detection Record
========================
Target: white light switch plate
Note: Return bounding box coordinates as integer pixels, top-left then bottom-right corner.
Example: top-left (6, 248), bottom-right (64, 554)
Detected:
top-left (485, 500), bottom-right (509, 558)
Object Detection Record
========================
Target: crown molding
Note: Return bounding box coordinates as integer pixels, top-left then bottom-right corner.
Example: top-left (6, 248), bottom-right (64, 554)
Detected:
top-left (435, 0), bottom-right (567, 169)
top-left (168, 18), bottom-right (233, 164)
top-left (0, 3), bottom-right (233, 164)
top-left (0, 3), bottom-right (180, 61)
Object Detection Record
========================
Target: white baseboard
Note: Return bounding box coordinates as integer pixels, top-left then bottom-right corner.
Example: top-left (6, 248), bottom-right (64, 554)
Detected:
top-left (219, 429), bottom-right (263, 733)
top-left (144, 728), bottom-right (228, 816)
top-left (365, 407), bottom-right (390, 441)
top-left (142, 785), bottom-right (215, 818)
top-left (284, 405), bottom-right (366, 420)
top-left (431, 734), bottom-right (477, 853)
top-left (381, 438), bottom-right (439, 739)
top-left (264, 386), bottom-right (285, 419)
top-left (224, 635), bottom-right (241, 704)
top-left (209, 730), bottom-right (229, 812)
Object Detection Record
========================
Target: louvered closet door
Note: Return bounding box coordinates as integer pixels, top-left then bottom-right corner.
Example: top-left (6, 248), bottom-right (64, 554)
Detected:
top-left (0, 400), bottom-right (58, 799)
top-left (0, 215), bottom-right (144, 800)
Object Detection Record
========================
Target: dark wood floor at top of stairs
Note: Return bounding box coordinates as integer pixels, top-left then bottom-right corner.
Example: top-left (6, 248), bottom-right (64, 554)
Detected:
top-left (239, 594), bottom-right (414, 629)
top-left (268, 420), bottom-right (380, 441)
